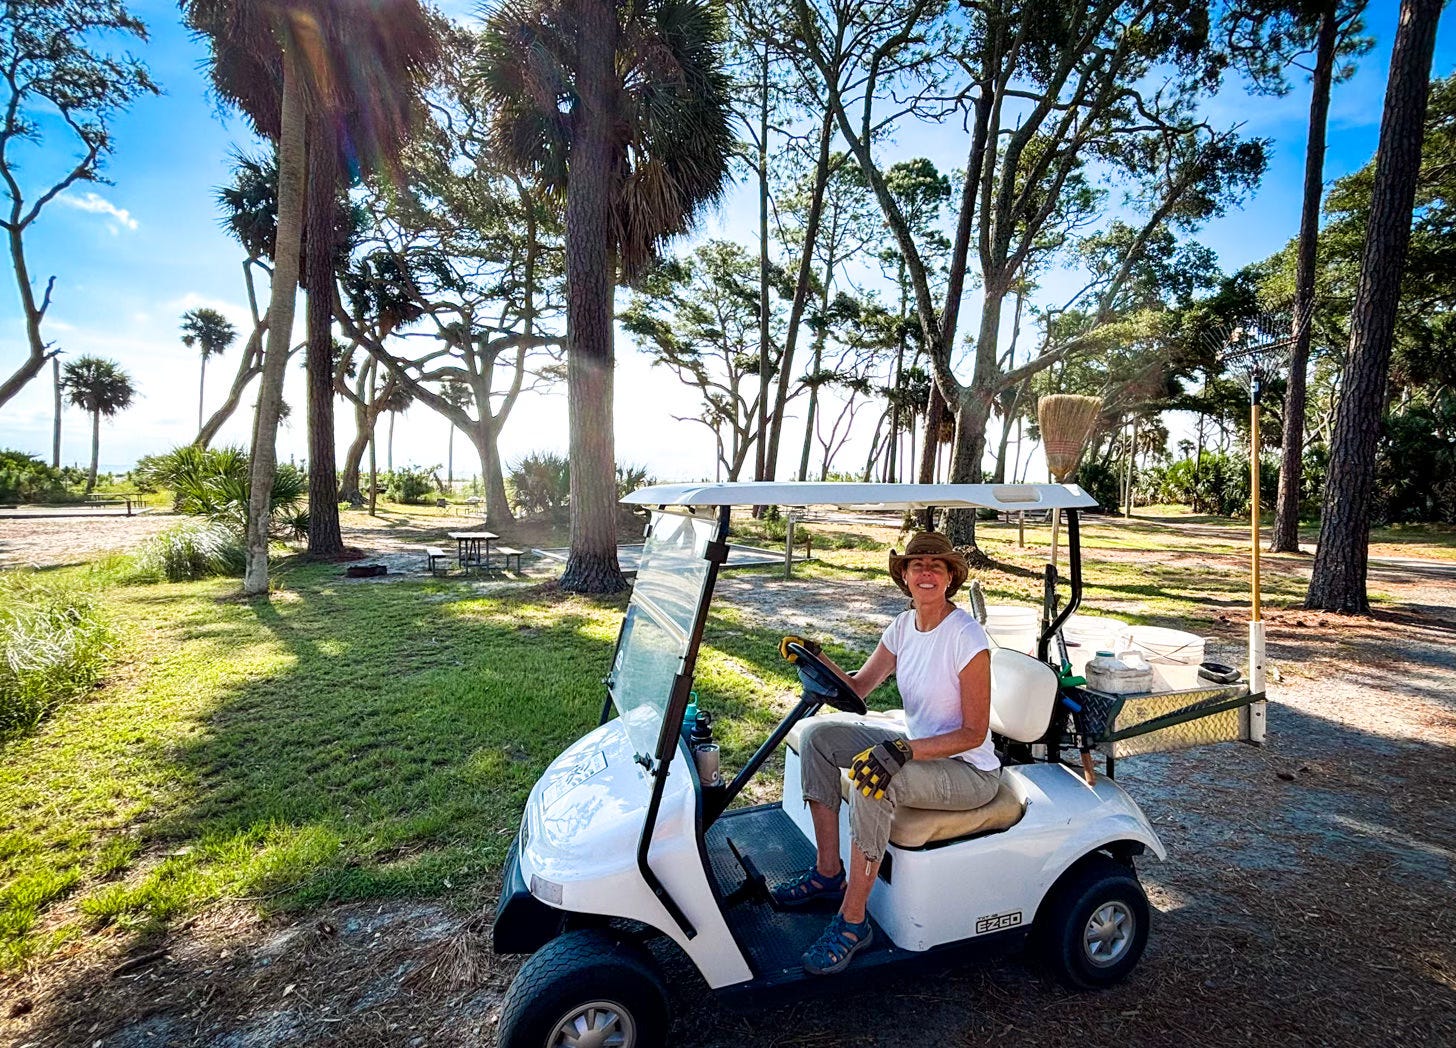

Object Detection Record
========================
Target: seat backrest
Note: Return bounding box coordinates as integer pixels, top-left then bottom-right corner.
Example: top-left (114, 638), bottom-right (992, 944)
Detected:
top-left (989, 647), bottom-right (1059, 743)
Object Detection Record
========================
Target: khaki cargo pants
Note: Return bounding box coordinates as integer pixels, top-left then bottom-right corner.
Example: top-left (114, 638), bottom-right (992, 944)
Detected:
top-left (798, 719), bottom-right (1000, 864)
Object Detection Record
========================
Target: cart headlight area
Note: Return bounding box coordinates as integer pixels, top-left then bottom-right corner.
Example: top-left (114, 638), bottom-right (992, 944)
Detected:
top-left (528, 874), bottom-right (563, 906)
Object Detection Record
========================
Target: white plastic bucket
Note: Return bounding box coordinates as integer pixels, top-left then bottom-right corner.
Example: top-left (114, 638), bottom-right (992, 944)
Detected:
top-left (1061, 614), bottom-right (1127, 677)
top-left (983, 604), bottom-right (1039, 655)
top-left (1124, 625), bottom-right (1207, 692)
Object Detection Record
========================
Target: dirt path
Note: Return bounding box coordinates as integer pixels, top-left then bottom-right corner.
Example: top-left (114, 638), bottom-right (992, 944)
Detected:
top-left (2, 519), bottom-right (1453, 1047)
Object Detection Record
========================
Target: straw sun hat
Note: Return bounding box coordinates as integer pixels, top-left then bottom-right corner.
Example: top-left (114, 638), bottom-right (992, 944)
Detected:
top-left (888, 532), bottom-right (970, 599)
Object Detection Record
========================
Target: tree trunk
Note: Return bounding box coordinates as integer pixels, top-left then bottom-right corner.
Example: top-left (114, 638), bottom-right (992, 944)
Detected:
top-left (86, 409), bottom-right (100, 493)
top-left (245, 53), bottom-right (307, 595)
top-left (766, 108), bottom-right (833, 479)
top-left (472, 417), bottom-right (513, 525)
top-left (339, 398), bottom-right (371, 504)
top-left (943, 391), bottom-right (992, 547)
top-left (387, 411), bottom-right (396, 474)
top-left (943, 290), bottom-right (1006, 547)
top-left (198, 355), bottom-right (207, 433)
top-left (560, 0), bottom-right (625, 594)
top-left (1307, 0), bottom-right (1441, 613)
top-left (798, 326), bottom-right (826, 482)
top-left (1272, 5), bottom-right (1339, 553)
top-left (305, 127), bottom-right (344, 557)
top-left (51, 353), bottom-right (61, 468)
top-left (0, 210), bottom-right (55, 411)
top-left (368, 360), bottom-right (379, 516)
top-left (755, 40), bottom-right (770, 483)
top-left (197, 318), bottom-right (266, 447)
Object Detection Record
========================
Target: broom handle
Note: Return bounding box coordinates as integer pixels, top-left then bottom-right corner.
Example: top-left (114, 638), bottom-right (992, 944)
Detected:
top-left (1049, 507), bottom-right (1061, 569)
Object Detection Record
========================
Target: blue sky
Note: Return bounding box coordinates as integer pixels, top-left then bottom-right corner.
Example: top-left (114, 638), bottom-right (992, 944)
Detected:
top-left (0, 0), bottom-right (1452, 482)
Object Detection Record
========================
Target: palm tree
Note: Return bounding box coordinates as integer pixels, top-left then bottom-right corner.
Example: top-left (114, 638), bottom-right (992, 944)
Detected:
top-left (184, 0), bottom-right (439, 586)
top-left (181, 307), bottom-right (239, 431)
top-left (480, 0), bottom-right (735, 592)
top-left (61, 357), bottom-right (136, 493)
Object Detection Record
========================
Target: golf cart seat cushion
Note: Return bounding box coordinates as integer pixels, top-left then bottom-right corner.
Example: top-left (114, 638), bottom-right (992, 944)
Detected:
top-left (888, 781), bottom-right (1024, 847)
top-left (784, 712), bottom-right (1027, 847)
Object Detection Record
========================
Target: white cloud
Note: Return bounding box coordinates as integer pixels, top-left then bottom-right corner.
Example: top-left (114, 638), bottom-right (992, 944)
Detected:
top-left (58, 192), bottom-right (139, 233)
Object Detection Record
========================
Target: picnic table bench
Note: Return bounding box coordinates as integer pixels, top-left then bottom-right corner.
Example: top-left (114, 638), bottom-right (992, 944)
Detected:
top-left (424, 546), bottom-right (449, 574)
top-left (86, 492), bottom-right (147, 515)
top-left (494, 546), bottom-right (525, 572)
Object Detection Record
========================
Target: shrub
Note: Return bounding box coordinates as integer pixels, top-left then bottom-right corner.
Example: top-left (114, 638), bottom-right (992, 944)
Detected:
top-left (508, 452), bottom-right (571, 517)
top-left (386, 465), bottom-right (437, 505)
top-left (129, 522), bottom-right (248, 582)
top-left (1137, 452), bottom-right (1277, 517)
top-left (1076, 460), bottom-right (1121, 513)
top-left (0, 450), bottom-right (71, 504)
top-left (615, 463), bottom-right (657, 500)
top-left (133, 445), bottom-right (305, 537)
top-left (0, 573), bottom-right (112, 736)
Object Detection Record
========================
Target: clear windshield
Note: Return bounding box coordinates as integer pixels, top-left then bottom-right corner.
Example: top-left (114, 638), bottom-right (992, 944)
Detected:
top-left (609, 511), bottom-right (720, 757)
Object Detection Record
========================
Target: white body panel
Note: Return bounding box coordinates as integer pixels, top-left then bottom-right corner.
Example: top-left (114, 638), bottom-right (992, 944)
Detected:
top-left (516, 719), bottom-right (752, 988)
top-left (783, 748), bottom-right (1165, 953)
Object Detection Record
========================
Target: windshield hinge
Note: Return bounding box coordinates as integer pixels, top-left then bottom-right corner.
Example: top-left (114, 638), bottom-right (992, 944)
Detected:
top-left (703, 537), bottom-right (729, 564)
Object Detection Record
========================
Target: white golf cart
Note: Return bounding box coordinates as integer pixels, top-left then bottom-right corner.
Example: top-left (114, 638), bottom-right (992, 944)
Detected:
top-left (492, 482), bottom-right (1261, 1047)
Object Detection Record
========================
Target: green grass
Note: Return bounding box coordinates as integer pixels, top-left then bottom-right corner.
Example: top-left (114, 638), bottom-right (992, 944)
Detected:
top-left (0, 563), bottom-right (643, 967)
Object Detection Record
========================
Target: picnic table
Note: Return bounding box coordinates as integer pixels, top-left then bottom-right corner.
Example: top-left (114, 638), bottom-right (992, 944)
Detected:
top-left (448, 530), bottom-right (499, 571)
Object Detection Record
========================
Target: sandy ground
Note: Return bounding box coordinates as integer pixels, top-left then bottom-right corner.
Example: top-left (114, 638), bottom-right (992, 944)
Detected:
top-left (1, 515), bottom-right (1453, 1047)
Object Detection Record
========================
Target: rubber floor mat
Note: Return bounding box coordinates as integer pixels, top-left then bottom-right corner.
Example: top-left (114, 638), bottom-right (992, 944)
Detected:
top-left (706, 805), bottom-right (889, 983)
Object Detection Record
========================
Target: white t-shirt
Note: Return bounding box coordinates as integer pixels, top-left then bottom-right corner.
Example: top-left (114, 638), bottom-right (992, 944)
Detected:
top-left (881, 606), bottom-right (997, 771)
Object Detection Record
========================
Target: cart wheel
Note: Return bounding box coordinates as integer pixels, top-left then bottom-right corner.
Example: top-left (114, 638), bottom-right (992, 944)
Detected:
top-left (497, 929), bottom-right (669, 1048)
top-left (1038, 855), bottom-right (1150, 990)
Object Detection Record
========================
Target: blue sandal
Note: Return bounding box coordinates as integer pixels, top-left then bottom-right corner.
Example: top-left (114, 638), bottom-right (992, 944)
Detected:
top-left (803, 914), bottom-right (874, 975)
top-left (769, 865), bottom-right (845, 909)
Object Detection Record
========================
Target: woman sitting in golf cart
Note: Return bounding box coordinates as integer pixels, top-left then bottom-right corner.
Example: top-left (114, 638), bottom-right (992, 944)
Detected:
top-left (775, 531), bottom-right (1000, 976)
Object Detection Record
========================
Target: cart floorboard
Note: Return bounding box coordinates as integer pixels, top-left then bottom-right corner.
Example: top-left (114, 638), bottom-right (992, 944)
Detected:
top-left (705, 803), bottom-right (895, 984)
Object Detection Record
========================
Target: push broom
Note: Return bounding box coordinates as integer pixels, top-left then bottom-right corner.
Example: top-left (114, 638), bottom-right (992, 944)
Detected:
top-left (1039, 394), bottom-right (1103, 568)
top-left (1038, 394), bottom-right (1104, 785)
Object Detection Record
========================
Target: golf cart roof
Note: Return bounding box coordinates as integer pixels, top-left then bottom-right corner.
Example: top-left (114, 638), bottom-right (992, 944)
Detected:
top-left (623, 481), bottom-right (1097, 512)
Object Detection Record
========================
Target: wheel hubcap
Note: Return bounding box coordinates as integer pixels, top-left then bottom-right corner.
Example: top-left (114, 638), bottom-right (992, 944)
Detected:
top-left (1084, 901), bottom-right (1134, 967)
top-left (547, 1000), bottom-right (636, 1048)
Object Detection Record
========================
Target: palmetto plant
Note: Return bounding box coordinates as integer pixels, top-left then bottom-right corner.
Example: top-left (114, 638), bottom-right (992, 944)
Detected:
top-left (181, 307), bottom-right (238, 431)
top-left (479, 0), bottom-right (733, 592)
top-left (136, 445), bottom-right (307, 540)
top-left (60, 356), bottom-right (135, 492)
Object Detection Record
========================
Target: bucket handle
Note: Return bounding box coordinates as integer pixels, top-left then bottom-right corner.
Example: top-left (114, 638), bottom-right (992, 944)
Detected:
top-left (1122, 636), bottom-right (1210, 659)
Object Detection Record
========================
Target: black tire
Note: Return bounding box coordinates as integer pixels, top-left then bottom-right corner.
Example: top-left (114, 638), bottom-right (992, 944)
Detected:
top-left (1037, 855), bottom-right (1150, 990)
top-left (496, 929), bottom-right (670, 1048)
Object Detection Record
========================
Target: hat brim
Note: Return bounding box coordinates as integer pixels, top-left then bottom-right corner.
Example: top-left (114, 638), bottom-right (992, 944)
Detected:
top-left (888, 549), bottom-right (969, 599)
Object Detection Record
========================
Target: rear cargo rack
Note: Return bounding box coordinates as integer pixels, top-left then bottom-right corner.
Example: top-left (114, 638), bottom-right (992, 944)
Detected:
top-left (1065, 683), bottom-right (1264, 778)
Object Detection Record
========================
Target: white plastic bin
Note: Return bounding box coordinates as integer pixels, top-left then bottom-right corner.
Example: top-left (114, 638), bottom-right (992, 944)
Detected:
top-left (1060, 614), bottom-right (1127, 677)
top-left (1124, 625), bottom-right (1207, 692)
top-left (983, 604), bottom-right (1039, 655)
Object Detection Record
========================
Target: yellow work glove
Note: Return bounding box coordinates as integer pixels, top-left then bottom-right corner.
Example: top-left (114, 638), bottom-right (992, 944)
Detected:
top-left (779, 635), bottom-right (822, 664)
top-left (848, 738), bottom-right (913, 799)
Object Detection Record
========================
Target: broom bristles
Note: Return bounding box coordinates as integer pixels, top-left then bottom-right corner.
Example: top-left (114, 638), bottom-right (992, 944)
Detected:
top-left (1039, 394), bottom-right (1103, 481)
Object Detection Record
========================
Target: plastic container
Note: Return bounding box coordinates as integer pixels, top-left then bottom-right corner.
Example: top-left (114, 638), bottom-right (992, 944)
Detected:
top-left (1123, 626), bottom-right (1207, 692)
top-left (982, 604), bottom-right (1039, 655)
top-left (1061, 614), bottom-right (1127, 676)
top-left (1085, 651), bottom-right (1155, 695)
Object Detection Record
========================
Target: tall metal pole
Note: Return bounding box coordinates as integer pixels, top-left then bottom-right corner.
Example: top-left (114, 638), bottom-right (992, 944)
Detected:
top-left (1248, 368), bottom-right (1267, 743)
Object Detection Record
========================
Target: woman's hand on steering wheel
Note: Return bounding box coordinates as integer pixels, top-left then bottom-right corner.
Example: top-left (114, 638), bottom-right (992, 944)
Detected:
top-left (779, 635), bottom-right (868, 715)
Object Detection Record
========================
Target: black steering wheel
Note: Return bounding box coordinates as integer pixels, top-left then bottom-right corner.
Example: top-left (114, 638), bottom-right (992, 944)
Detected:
top-left (783, 640), bottom-right (868, 715)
